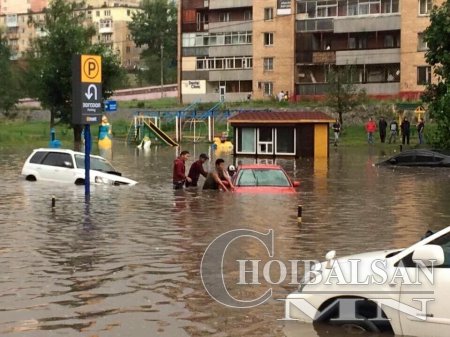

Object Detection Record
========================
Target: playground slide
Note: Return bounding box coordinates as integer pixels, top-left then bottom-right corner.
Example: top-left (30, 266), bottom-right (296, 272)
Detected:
top-left (143, 121), bottom-right (178, 146)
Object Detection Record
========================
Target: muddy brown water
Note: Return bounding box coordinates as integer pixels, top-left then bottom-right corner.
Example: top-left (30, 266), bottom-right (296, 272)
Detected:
top-left (1, 143), bottom-right (450, 337)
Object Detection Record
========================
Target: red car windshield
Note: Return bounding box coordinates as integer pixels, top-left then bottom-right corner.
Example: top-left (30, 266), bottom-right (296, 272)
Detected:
top-left (236, 169), bottom-right (291, 187)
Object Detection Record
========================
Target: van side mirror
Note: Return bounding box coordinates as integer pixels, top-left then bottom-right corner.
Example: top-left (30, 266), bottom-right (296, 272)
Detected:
top-left (412, 245), bottom-right (445, 267)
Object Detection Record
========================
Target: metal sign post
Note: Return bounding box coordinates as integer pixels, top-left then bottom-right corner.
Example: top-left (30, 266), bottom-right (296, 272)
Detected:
top-left (72, 54), bottom-right (103, 197)
top-left (84, 124), bottom-right (91, 196)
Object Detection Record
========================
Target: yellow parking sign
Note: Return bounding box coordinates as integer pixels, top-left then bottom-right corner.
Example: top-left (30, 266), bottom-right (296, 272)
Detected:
top-left (81, 55), bottom-right (102, 83)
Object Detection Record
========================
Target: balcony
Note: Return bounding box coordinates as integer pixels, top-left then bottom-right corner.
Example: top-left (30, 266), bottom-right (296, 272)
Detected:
top-left (297, 82), bottom-right (400, 96)
top-left (99, 20), bottom-right (113, 34)
top-left (209, 0), bottom-right (252, 9)
top-left (209, 69), bottom-right (252, 81)
top-left (333, 14), bottom-right (401, 33)
top-left (209, 44), bottom-right (252, 57)
top-left (208, 20), bottom-right (252, 33)
top-left (7, 33), bottom-right (19, 40)
top-left (312, 51), bottom-right (336, 64)
top-left (296, 19), bottom-right (333, 32)
top-left (335, 48), bottom-right (400, 65)
top-left (6, 15), bottom-right (19, 28)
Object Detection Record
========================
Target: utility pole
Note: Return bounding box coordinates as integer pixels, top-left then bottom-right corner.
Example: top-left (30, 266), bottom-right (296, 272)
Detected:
top-left (160, 43), bottom-right (164, 98)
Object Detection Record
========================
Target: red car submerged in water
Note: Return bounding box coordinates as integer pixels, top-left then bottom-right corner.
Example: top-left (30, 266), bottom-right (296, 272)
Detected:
top-left (231, 164), bottom-right (300, 194)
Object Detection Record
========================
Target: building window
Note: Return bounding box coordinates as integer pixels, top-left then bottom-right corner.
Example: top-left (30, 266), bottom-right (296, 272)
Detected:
top-left (126, 46), bottom-right (131, 53)
top-left (417, 66), bottom-right (432, 85)
top-left (96, 10), bottom-right (100, 17)
top-left (264, 32), bottom-right (273, 46)
top-left (418, 32), bottom-right (428, 51)
top-left (196, 56), bottom-right (253, 70)
top-left (104, 10), bottom-right (111, 16)
top-left (264, 7), bottom-right (274, 20)
top-left (317, 1), bottom-right (337, 17)
top-left (384, 35), bottom-right (394, 48)
top-left (244, 10), bottom-right (252, 21)
top-left (219, 12), bottom-right (230, 22)
top-left (263, 57), bottom-right (273, 71)
top-left (262, 82), bottom-right (273, 96)
top-left (419, 0), bottom-right (432, 15)
top-left (127, 9), bottom-right (131, 16)
top-left (237, 128), bottom-right (256, 154)
top-left (276, 127), bottom-right (295, 155)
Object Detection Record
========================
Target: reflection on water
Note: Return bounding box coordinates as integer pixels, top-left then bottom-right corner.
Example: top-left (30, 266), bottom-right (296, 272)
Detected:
top-left (1, 143), bottom-right (450, 336)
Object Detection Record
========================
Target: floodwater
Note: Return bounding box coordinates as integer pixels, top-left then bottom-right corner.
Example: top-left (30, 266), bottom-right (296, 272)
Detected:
top-left (1, 143), bottom-right (450, 337)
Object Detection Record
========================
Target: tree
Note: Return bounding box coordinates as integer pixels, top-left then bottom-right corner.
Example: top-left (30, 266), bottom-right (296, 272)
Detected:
top-left (0, 33), bottom-right (20, 116)
top-left (128, 0), bottom-right (177, 86)
top-left (325, 66), bottom-right (367, 125)
top-left (422, 0), bottom-right (450, 148)
top-left (25, 0), bottom-right (125, 146)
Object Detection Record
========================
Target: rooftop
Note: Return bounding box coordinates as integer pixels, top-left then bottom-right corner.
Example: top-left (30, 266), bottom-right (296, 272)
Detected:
top-left (228, 110), bottom-right (335, 124)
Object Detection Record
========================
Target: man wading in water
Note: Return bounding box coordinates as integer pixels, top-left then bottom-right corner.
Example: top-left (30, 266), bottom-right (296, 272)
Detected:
top-left (203, 158), bottom-right (235, 191)
top-left (173, 151), bottom-right (192, 189)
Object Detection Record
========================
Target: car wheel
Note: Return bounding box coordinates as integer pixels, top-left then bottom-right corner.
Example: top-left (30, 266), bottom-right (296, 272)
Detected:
top-left (330, 315), bottom-right (380, 334)
top-left (26, 175), bottom-right (37, 181)
top-left (74, 178), bottom-right (85, 185)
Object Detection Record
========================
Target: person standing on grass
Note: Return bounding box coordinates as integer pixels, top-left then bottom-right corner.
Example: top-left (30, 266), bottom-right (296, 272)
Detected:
top-left (417, 118), bottom-right (425, 145)
top-left (332, 119), bottom-right (341, 147)
top-left (401, 117), bottom-right (411, 145)
top-left (365, 117), bottom-right (377, 144)
top-left (388, 118), bottom-right (399, 144)
top-left (378, 117), bottom-right (388, 143)
top-left (173, 150), bottom-right (192, 190)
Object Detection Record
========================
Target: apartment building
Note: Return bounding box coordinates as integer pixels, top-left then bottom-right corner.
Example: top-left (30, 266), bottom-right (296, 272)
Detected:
top-left (84, 5), bottom-right (142, 69)
top-left (400, 0), bottom-right (442, 100)
top-left (178, 0), bottom-right (441, 103)
top-left (0, 3), bottom-right (141, 68)
top-left (179, 0), bottom-right (253, 103)
top-left (295, 0), bottom-right (402, 98)
top-left (0, 0), bottom-right (44, 15)
top-left (253, 0), bottom-right (296, 100)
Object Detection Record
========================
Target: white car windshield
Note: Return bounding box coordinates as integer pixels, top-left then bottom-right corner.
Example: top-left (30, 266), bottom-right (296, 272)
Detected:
top-left (236, 169), bottom-right (291, 187)
top-left (74, 155), bottom-right (116, 173)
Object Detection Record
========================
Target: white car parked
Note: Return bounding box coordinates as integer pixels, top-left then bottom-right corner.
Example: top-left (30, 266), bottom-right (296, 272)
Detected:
top-left (21, 148), bottom-right (137, 186)
top-left (286, 226), bottom-right (450, 336)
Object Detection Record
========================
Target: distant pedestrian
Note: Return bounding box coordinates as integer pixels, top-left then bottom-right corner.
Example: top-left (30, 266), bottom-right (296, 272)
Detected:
top-left (401, 117), bottom-right (410, 145)
top-left (278, 90), bottom-right (285, 102)
top-left (332, 119), bottom-right (341, 147)
top-left (173, 150), bottom-right (192, 190)
top-left (417, 118), bottom-right (425, 144)
top-left (186, 153), bottom-right (209, 187)
top-left (388, 119), bottom-right (399, 144)
top-left (365, 117), bottom-right (377, 144)
top-left (378, 117), bottom-right (388, 143)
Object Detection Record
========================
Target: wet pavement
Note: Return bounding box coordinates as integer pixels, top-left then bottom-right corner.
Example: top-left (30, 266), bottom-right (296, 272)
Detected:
top-left (1, 143), bottom-right (450, 337)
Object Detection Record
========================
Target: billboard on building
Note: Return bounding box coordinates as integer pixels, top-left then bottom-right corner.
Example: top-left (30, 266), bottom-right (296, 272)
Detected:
top-left (277, 0), bottom-right (292, 15)
top-left (181, 80), bottom-right (206, 94)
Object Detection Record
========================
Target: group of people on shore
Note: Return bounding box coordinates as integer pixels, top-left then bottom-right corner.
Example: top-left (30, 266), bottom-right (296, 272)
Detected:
top-left (172, 151), bottom-right (235, 191)
top-left (332, 117), bottom-right (425, 147)
top-left (365, 117), bottom-right (425, 145)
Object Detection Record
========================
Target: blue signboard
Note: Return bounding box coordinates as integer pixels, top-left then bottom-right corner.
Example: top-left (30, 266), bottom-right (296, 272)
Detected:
top-left (104, 100), bottom-right (117, 112)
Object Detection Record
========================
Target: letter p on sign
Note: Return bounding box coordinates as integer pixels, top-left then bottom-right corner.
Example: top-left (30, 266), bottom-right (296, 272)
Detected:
top-left (81, 55), bottom-right (102, 83)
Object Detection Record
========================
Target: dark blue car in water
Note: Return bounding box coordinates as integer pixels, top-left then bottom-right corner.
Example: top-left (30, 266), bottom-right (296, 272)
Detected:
top-left (377, 149), bottom-right (450, 167)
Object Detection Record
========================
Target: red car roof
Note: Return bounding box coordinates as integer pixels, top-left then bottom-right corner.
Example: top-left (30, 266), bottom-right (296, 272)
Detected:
top-left (238, 164), bottom-right (283, 169)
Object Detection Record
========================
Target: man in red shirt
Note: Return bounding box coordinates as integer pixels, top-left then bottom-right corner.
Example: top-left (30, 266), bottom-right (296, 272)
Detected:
top-left (173, 150), bottom-right (192, 189)
top-left (365, 117), bottom-right (377, 144)
top-left (186, 153), bottom-right (209, 187)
